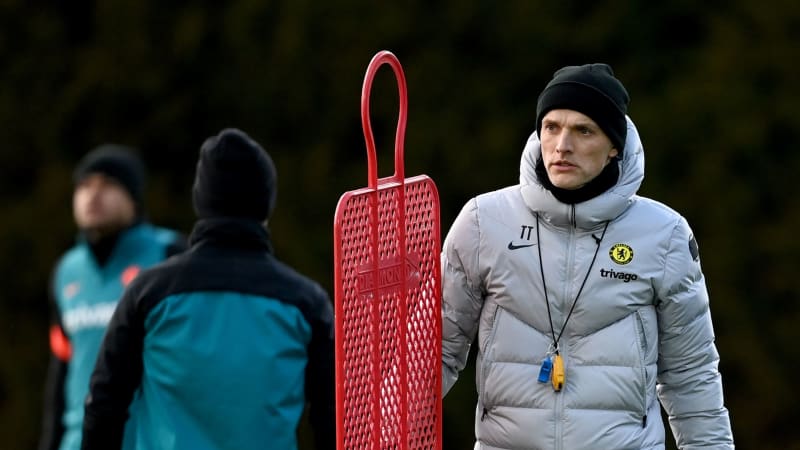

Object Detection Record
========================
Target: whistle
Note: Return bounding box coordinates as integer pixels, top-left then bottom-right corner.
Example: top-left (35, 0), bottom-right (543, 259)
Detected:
top-left (537, 356), bottom-right (553, 383)
top-left (552, 354), bottom-right (564, 392)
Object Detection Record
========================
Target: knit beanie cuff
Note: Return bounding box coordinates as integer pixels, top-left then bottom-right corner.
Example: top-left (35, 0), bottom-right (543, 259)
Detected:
top-left (536, 82), bottom-right (627, 152)
top-left (73, 145), bottom-right (145, 209)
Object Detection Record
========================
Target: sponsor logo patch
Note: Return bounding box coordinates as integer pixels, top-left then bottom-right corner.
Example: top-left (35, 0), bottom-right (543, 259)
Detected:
top-left (599, 268), bottom-right (639, 283)
top-left (62, 302), bottom-right (118, 334)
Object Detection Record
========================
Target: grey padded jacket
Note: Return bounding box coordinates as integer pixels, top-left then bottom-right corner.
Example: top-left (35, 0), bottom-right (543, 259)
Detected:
top-left (441, 118), bottom-right (733, 450)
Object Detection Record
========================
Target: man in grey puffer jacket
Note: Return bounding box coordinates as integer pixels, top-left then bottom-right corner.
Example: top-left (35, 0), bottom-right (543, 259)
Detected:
top-left (441, 63), bottom-right (734, 449)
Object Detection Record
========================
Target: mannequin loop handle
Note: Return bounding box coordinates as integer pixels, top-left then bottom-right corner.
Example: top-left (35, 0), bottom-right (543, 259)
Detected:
top-left (361, 50), bottom-right (407, 189)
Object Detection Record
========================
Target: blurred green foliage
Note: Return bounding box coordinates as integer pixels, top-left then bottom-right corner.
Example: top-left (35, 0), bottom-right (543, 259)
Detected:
top-left (1, 1), bottom-right (799, 449)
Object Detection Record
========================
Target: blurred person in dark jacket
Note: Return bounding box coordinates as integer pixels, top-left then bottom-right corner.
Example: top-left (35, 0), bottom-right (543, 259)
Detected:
top-left (40, 145), bottom-right (186, 450)
top-left (81, 128), bottom-right (335, 450)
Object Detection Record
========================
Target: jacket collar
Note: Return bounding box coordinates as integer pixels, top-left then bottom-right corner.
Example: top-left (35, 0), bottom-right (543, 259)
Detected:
top-left (78, 221), bottom-right (148, 267)
top-left (189, 217), bottom-right (273, 253)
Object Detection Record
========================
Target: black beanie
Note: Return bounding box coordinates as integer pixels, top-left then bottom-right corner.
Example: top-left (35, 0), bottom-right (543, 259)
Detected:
top-left (536, 63), bottom-right (630, 153)
top-left (73, 144), bottom-right (145, 209)
top-left (192, 128), bottom-right (277, 221)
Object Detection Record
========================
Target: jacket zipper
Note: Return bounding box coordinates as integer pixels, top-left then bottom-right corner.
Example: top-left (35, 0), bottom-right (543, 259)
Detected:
top-left (537, 210), bottom-right (609, 448)
top-left (569, 204), bottom-right (577, 229)
top-left (555, 225), bottom-right (577, 450)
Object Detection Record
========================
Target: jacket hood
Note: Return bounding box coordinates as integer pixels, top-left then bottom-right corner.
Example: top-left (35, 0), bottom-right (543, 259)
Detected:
top-left (519, 116), bottom-right (645, 229)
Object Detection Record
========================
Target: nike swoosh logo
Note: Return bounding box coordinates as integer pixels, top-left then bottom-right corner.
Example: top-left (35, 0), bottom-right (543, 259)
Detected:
top-left (508, 241), bottom-right (536, 250)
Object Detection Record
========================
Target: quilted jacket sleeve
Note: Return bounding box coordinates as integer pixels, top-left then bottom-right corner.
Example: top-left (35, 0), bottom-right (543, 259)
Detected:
top-left (441, 199), bottom-right (485, 396)
top-left (655, 216), bottom-right (734, 449)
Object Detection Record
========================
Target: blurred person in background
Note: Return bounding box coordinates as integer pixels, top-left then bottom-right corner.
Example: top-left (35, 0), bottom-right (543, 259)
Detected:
top-left (81, 128), bottom-right (335, 450)
top-left (39, 145), bottom-right (187, 450)
top-left (440, 64), bottom-right (734, 449)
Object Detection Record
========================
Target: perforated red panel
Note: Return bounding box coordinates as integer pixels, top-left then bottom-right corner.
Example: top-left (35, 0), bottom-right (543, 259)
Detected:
top-left (333, 51), bottom-right (442, 450)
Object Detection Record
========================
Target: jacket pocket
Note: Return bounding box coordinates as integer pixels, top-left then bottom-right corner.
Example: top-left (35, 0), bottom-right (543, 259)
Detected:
top-left (478, 305), bottom-right (503, 418)
top-left (633, 310), bottom-right (648, 424)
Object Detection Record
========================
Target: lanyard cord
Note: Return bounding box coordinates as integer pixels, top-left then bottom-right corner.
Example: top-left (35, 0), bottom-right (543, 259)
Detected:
top-left (536, 214), bottom-right (609, 354)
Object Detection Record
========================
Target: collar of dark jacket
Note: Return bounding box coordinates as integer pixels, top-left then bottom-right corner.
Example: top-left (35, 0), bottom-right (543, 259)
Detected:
top-left (189, 217), bottom-right (273, 253)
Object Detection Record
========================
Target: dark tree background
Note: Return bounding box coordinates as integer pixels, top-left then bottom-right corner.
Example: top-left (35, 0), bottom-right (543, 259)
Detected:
top-left (1, 1), bottom-right (798, 449)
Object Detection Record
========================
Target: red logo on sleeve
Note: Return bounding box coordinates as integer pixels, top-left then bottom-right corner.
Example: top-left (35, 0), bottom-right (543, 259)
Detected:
top-left (121, 265), bottom-right (141, 286)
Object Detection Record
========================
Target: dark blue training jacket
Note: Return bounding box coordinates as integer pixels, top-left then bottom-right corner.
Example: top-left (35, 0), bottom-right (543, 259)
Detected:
top-left (81, 218), bottom-right (335, 450)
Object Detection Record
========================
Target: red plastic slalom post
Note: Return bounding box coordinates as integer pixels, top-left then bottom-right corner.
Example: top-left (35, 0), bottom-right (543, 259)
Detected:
top-left (333, 50), bottom-right (442, 450)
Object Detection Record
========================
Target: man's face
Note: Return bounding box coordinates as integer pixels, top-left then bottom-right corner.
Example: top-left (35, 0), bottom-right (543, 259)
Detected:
top-left (539, 109), bottom-right (619, 190)
top-left (73, 173), bottom-right (135, 237)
